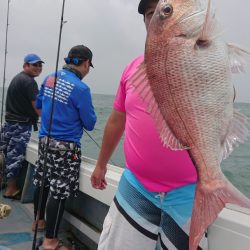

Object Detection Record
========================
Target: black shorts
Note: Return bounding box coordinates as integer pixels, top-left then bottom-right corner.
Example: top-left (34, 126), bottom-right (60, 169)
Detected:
top-left (33, 137), bottom-right (81, 199)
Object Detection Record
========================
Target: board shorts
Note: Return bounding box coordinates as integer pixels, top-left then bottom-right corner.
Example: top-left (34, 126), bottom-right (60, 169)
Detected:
top-left (33, 137), bottom-right (81, 199)
top-left (0, 122), bottom-right (31, 179)
top-left (98, 169), bottom-right (208, 250)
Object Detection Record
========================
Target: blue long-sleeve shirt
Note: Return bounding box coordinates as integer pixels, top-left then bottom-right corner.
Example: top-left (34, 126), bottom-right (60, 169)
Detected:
top-left (36, 68), bottom-right (97, 145)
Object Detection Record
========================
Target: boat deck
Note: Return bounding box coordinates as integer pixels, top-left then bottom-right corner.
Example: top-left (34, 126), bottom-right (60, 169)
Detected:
top-left (0, 192), bottom-right (89, 250)
top-left (0, 193), bottom-right (42, 250)
top-left (1, 140), bottom-right (250, 250)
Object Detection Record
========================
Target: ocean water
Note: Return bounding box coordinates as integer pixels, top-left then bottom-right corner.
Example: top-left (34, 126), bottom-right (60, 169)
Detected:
top-left (81, 94), bottom-right (124, 167)
top-left (221, 103), bottom-right (250, 198)
top-left (0, 92), bottom-right (249, 198)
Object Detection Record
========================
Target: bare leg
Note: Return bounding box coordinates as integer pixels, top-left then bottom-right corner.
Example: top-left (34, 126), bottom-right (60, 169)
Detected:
top-left (43, 238), bottom-right (59, 249)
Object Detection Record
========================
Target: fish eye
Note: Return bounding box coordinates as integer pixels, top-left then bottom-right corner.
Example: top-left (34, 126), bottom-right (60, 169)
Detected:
top-left (160, 4), bottom-right (173, 19)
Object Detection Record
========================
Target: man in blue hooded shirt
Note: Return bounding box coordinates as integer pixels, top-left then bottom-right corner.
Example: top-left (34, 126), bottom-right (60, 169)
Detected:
top-left (33, 45), bottom-right (96, 250)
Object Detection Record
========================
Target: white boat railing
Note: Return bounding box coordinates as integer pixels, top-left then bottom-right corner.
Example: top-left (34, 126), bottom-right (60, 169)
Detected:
top-left (25, 138), bottom-right (250, 250)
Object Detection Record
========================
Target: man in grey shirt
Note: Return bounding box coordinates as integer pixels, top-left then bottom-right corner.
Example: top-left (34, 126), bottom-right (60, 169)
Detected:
top-left (1, 53), bottom-right (43, 199)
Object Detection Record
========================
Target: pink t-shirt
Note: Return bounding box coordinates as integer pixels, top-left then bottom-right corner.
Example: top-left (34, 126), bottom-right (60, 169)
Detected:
top-left (114, 55), bottom-right (197, 192)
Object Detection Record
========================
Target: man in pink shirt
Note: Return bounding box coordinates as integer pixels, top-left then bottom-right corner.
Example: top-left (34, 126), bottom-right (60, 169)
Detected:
top-left (91, 1), bottom-right (207, 249)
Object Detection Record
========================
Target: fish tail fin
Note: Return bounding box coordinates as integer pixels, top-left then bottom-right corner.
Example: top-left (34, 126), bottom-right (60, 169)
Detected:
top-left (189, 177), bottom-right (250, 250)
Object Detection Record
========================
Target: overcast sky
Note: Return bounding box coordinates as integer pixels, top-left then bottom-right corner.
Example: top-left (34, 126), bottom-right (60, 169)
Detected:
top-left (0, 0), bottom-right (249, 103)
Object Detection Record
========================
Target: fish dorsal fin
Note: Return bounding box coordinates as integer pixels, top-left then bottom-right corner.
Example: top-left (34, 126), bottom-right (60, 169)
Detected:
top-left (227, 43), bottom-right (250, 73)
top-left (220, 110), bottom-right (249, 162)
top-left (128, 62), bottom-right (188, 150)
top-left (198, 0), bottom-right (221, 42)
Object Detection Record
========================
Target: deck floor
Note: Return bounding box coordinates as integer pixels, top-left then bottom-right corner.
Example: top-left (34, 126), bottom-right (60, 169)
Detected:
top-left (0, 193), bottom-right (41, 250)
top-left (0, 191), bottom-right (88, 250)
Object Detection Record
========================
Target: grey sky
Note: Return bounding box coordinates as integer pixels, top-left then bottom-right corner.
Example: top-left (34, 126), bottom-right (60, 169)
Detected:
top-left (0, 0), bottom-right (249, 103)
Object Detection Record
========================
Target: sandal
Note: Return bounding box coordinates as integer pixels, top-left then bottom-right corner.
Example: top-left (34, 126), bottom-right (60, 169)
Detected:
top-left (55, 240), bottom-right (74, 250)
top-left (3, 190), bottom-right (21, 200)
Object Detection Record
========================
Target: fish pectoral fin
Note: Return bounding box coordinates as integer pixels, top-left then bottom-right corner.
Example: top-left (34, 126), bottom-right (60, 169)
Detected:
top-left (220, 110), bottom-right (249, 161)
top-left (228, 43), bottom-right (250, 73)
top-left (189, 178), bottom-right (250, 250)
top-left (128, 61), bottom-right (188, 151)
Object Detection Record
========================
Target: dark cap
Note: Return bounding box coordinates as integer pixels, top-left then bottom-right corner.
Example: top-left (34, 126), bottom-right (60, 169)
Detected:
top-left (138, 0), bottom-right (158, 15)
top-left (68, 45), bottom-right (93, 67)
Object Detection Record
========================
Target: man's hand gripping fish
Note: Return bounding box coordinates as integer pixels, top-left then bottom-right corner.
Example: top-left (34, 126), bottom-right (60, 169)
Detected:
top-left (129, 0), bottom-right (250, 249)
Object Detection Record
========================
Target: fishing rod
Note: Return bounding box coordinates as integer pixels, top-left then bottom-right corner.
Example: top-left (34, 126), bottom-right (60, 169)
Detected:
top-left (0, 0), bottom-right (11, 220)
top-left (83, 128), bottom-right (117, 166)
top-left (32, 0), bottom-right (66, 249)
top-left (0, 0), bottom-right (10, 130)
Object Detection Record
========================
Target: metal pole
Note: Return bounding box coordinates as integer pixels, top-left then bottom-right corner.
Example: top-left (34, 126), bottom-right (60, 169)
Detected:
top-left (0, 0), bottom-right (10, 129)
top-left (0, 0), bottom-right (11, 219)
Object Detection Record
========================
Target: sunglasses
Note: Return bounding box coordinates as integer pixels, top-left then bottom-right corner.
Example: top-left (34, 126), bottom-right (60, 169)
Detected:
top-left (30, 63), bottom-right (43, 67)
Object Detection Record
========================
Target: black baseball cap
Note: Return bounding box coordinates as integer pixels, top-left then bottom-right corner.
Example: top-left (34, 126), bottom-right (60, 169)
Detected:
top-left (68, 45), bottom-right (94, 67)
top-left (138, 0), bottom-right (158, 15)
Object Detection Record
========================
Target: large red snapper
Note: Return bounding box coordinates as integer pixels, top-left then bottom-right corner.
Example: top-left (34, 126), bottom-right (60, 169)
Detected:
top-left (130, 0), bottom-right (250, 249)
